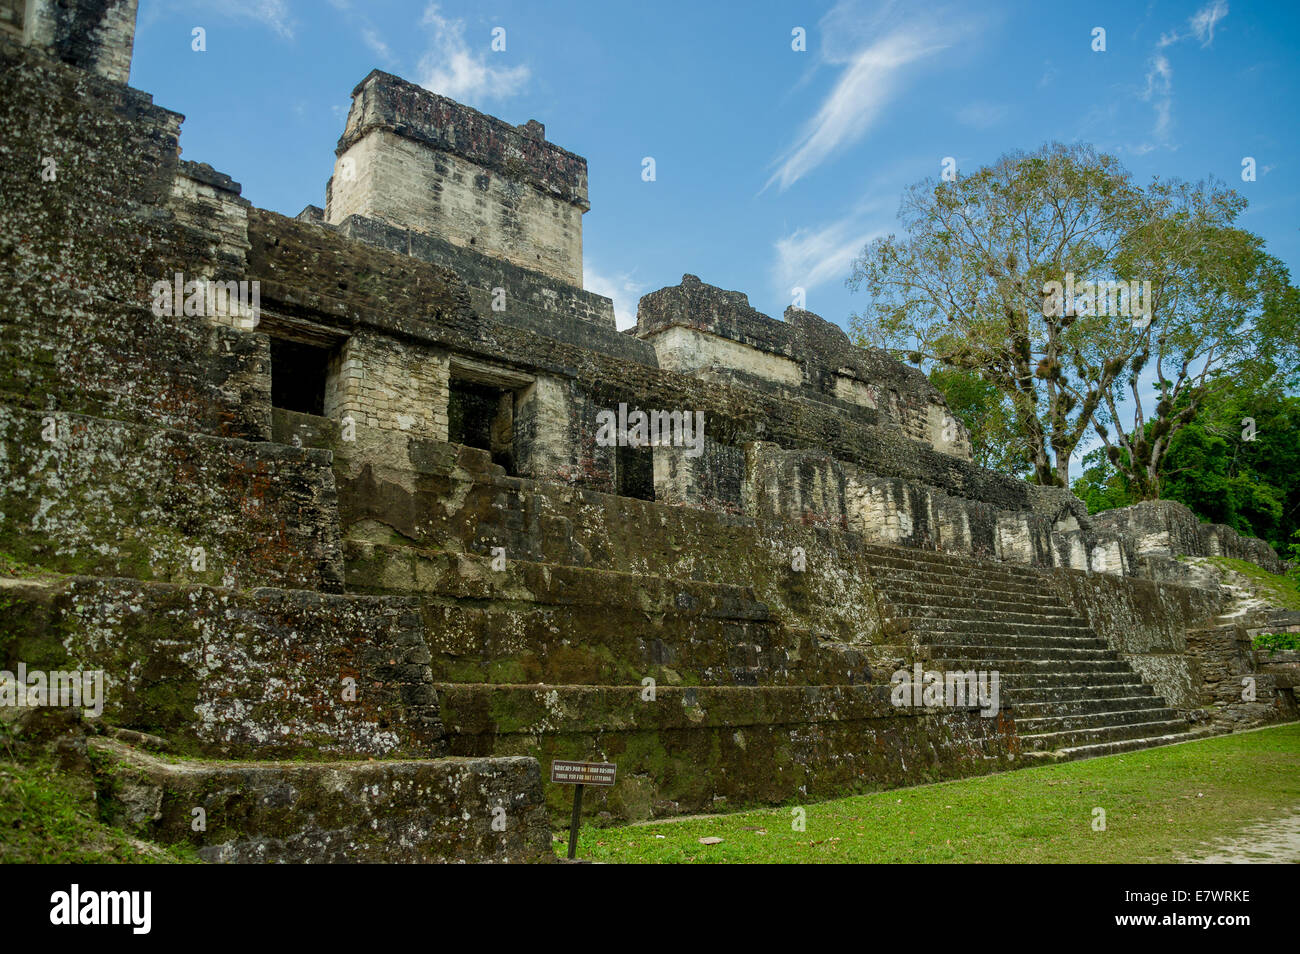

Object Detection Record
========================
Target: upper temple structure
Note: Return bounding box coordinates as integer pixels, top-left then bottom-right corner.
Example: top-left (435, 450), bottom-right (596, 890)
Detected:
top-left (1, 2), bottom-right (1295, 862)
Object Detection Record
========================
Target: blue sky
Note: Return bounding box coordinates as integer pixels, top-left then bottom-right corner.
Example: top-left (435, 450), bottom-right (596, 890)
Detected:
top-left (132, 0), bottom-right (1298, 347)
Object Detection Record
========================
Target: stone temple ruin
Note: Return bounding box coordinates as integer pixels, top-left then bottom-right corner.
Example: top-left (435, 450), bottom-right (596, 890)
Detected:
top-left (1, 3), bottom-right (1295, 862)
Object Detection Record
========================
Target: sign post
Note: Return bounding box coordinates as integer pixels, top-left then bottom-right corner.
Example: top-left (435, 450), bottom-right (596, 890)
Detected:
top-left (550, 760), bottom-right (616, 860)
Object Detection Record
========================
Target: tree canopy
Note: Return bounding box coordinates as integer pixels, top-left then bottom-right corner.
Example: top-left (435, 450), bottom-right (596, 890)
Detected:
top-left (848, 142), bottom-right (1298, 492)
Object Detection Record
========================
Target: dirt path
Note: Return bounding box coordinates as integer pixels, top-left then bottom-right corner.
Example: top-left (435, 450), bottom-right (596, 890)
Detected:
top-left (1180, 808), bottom-right (1300, 863)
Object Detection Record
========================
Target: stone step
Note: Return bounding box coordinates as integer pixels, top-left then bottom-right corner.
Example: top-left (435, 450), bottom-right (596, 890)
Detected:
top-left (868, 559), bottom-right (1052, 588)
top-left (930, 657), bottom-right (1131, 675)
top-left (904, 618), bottom-right (1097, 638)
top-left (89, 738), bottom-right (554, 863)
top-left (861, 543), bottom-right (1051, 579)
top-left (346, 541), bottom-right (769, 617)
top-left (1015, 707), bottom-right (1181, 735)
top-left (874, 571), bottom-right (1055, 599)
top-left (914, 630), bottom-right (1108, 650)
top-left (891, 605), bottom-right (1085, 626)
top-left (924, 644), bottom-right (1118, 663)
top-left (419, 600), bottom-right (867, 688)
top-left (1020, 718), bottom-right (1191, 752)
top-left (1002, 683), bottom-right (1156, 704)
top-left (994, 671), bottom-right (1147, 689)
top-left (881, 585), bottom-right (1071, 611)
top-left (1027, 726), bottom-right (1215, 763)
top-left (1008, 694), bottom-right (1164, 718)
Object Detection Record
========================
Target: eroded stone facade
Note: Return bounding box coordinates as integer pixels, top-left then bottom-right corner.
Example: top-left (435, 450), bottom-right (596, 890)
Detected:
top-left (0, 9), bottom-right (1293, 863)
top-left (326, 71), bottom-right (588, 287)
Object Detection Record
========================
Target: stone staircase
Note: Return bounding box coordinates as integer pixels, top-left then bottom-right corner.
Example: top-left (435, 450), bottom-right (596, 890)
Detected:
top-left (862, 543), bottom-right (1208, 761)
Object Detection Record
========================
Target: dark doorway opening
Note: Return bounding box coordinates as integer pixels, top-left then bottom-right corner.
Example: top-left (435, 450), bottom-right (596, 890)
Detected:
top-left (448, 377), bottom-right (515, 473)
top-left (270, 338), bottom-right (333, 416)
top-left (616, 444), bottom-right (655, 501)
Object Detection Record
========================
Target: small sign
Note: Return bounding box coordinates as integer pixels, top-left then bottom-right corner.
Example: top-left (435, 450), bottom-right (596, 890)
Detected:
top-left (551, 760), bottom-right (617, 787)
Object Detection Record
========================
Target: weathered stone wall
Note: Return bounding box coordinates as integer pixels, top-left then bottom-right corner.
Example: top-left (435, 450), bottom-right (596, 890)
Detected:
top-left (0, 406), bottom-right (343, 590)
top-left (1185, 623), bottom-right (1275, 727)
top-left (332, 214), bottom-right (627, 338)
top-left (3, 577), bottom-right (444, 758)
top-left (23, 0), bottom-right (137, 83)
top-left (92, 739), bottom-right (554, 863)
top-left (1091, 500), bottom-right (1283, 575)
top-left (250, 212), bottom-right (1074, 529)
top-left (0, 38), bottom-right (268, 441)
top-left (326, 71), bottom-right (587, 286)
top-left (651, 324), bottom-right (804, 386)
top-left (325, 331), bottom-right (450, 440)
top-left (1046, 569), bottom-right (1224, 709)
top-left (742, 442), bottom-right (1103, 567)
top-left (436, 683), bottom-right (1018, 820)
top-left (342, 542), bottom-right (874, 688)
top-left (167, 160), bottom-right (252, 280)
top-left (635, 276), bottom-right (973, 462)
top-left (322, 421), bottom-right (889, 644)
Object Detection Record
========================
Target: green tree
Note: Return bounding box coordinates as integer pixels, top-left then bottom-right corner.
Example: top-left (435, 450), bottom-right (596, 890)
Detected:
top-left (1159, 382), bottom-right (1300, 553)
top-left (1071, 380), bottom-right (1300, 554)
top-left (847, 142), bottom-right (1291, 490)
top-left (928, 366), bottom-right (1031, 475)
top-left (1071, 446), bottom-right (1135, 515)
top-left (1090, 223), bottom-right (1300, 499)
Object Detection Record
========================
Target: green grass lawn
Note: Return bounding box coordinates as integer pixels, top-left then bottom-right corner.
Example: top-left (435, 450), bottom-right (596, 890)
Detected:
top-left (557, 722), bottom-right (1300, 863)
top-left (1204, 556), bottom-right (1300, 610)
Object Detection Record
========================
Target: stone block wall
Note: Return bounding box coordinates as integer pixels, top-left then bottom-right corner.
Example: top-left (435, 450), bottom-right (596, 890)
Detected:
top-left (326, 71), bottom-right (588, 287)
top-left (167, 160), bottom-right (253, 281)
top-left (513, 375), bottom-right (615, 488)
top-left (1047, 569), bottom-right (1225, 710)
top-left (1184, 620), bottom-right (1288, 728)
top-left (0, 38), bottom-right (276, 441)
top-left (332, 214), bottom-right (622, 333)
top-left (2, 578), bottom-right (443, 759)
top-left (325, 331), bottom-right (450, 440)
top-left (635, 276), bottom-right (972, 462)
top-left (436, 683), bottom-right (1018, 821)
top-left (1091, 499), bottom-right (1284, 575)
top-left (23, 0), bottom-right (137, 83)
top-left (248, 211), bottom-right (1062, 516)
top-left (0, 405), bottom-right (345, 590)
top-left (92, 740), bottom-right (553, 863)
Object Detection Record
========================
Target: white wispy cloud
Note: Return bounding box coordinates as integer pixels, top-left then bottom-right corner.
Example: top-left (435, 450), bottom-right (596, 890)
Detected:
top-left (583, 265), bottom-right (647, 331)
top-left (1143, 53), bottom-right (1174, 140)
top-left (1141, 3), bottom-right (1228, 145)
top-left (155, 0), bottom-right (294, 39)
top-left (767, 30), bottom-right (947, 191)
top-left (361, 27), bottom-right (394, 65)
top-left (1158, 1), bottom-right (1229, 48)
top-left (773, 191), bottom-right (895, 300)
top-left (417, 4), bottom-right (529, 104)
top-left (765, 1), bottom-right (980, 192)
top-left (775, 220), bottom-right (880, 297)
top-left (1190, 0), bottom-right (1229, 46)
